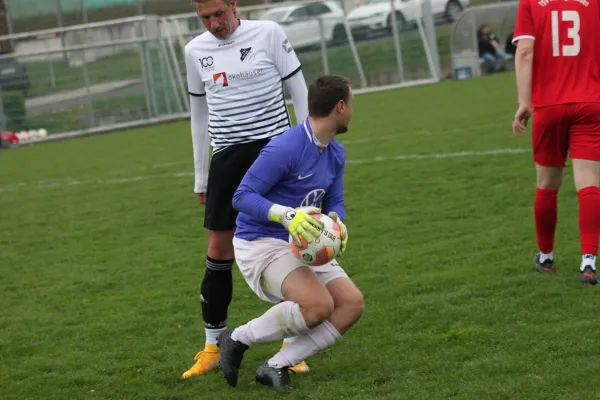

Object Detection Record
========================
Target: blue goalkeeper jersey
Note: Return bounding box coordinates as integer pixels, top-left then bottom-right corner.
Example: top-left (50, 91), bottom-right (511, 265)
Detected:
top-left (233, 118), bottom-right (346, 242)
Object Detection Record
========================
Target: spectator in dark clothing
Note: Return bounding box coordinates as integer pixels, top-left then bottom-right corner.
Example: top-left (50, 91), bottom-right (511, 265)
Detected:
top-left (478, 24), bottom-right (506, 73)
top-left (505, 32), bottom-right (517, 56)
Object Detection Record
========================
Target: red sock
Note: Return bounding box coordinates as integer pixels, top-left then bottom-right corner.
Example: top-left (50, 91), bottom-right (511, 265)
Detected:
top-left (535, 188), bottom-right (558, 253)
top-left (578, 186), bottom-right (600, 255)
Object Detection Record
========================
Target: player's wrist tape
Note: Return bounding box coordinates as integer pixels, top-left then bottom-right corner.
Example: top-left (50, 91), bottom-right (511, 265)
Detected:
top-left (267, 204), bottom-right (290, 223)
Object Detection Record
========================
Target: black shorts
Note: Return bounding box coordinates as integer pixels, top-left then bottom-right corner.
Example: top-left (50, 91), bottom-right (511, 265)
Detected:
top-left (204, 139), bottom-right (271, 231)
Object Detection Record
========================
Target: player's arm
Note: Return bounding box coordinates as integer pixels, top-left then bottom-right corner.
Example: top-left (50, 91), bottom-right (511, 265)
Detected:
top-left (322, 153), bottom-right (348, 254)
top-left (489, 32), bottom-right (500, 48)
top-left (515, 39), bottom-right (534, 110)
top-left (185, 44), bottom-right (210, 198)
top-left (269, 22), bottom-right (309, 123)
top-left (232, 142), bottom-right (290, 222)
top-left (232, 140), bottom-right (323, 244)
top-left (511, 0), bottom-right (535, 135)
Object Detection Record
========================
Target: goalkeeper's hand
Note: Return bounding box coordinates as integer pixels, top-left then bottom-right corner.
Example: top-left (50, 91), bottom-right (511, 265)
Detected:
top-left (268, 205), bottom-right (324, 246)
top-left (328, 211), bottom-right (348, 256)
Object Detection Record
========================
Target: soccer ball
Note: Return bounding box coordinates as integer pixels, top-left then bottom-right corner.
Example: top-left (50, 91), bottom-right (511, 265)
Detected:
top-left (290, 213), bottom-right (342, 267)
top-left (38, 128), bottom-right (48, 138)
top-left (18, 130), bottom-right (29, 142)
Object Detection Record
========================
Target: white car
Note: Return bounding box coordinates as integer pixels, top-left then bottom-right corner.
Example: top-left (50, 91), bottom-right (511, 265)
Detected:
top-left (261, 1), bottom-right (347, 50)
top-left (346, 0), bottom-right (470, 36)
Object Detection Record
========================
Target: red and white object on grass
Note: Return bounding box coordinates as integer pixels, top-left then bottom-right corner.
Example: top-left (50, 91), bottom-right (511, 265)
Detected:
top-left (0, 131), bottom-right (19, 146)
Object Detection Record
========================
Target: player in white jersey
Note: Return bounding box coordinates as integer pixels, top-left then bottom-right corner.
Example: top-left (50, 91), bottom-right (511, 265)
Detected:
top-left (181, 0), bottom-right (311, 379)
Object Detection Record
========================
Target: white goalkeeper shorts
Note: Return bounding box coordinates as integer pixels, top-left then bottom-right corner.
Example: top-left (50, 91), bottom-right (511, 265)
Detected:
top-left (233, 236), bottom-right (348, 303)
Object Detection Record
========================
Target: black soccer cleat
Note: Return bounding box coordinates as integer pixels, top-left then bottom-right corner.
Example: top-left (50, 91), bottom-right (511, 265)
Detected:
top-left (533, 252), bottom-right (554, 272)
top-left (580, 266), bottom-right (598, 285)
top-left (217, 329), bottom-right (248, 387)
top-left (255, 363), bottom-right (293, 389)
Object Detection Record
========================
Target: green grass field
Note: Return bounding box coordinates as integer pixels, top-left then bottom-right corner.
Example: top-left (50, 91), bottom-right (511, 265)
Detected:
top-left (2, 72), bottom-right (599, 400)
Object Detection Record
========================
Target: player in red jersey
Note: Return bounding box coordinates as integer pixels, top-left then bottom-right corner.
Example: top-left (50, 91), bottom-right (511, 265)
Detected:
top-left (512, 0), bottom-right (600, 284)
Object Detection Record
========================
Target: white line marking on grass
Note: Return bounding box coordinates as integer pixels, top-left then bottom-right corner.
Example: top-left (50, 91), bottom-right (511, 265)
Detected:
top-left (0, 148), bottom-right (527, 193)
top-left (338, 122), bottom-right (508, 145)
top-left (346, 148), bottom-right (528, 165)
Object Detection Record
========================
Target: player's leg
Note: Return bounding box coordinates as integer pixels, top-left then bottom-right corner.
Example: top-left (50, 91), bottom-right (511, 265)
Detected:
top-left (219, 242), bottom-right (334, 387)
top-left (571, 159), bottom-right (600, 284)
top-left (259, 263), bottom-right (363, 389)
top-left (281, 338), bottom-right (309, 373)
top-left (568, 103), bottom-right (600, 284)
top-left (182, 148), bottom-right (237, 379)
top-left (183, 140), bottom-right (276, 379)
top-left (534, 164), bottom-right (563, 271)
top-left (530, 105), bottom-right (569, 272)
top-left (220, 266), bottom-right (332, 387)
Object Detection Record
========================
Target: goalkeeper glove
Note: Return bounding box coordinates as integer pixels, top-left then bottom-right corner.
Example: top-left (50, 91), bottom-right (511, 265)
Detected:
top-left (268, 205), bottom-right (324, 246)
top-left (328, 211), bottom-right (348, 256)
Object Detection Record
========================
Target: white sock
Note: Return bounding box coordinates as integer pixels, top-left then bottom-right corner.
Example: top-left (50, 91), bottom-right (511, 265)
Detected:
top-left (283, 337), bottom-right (296, 344)
top-left (205, 327), bottom-right (226, 345)
top-left (581, 254), bottom-right (596, 271)
top-left (231, 301), bottom-right (309, 346)
top-left (539, 251), bottom-right (554, 263)
top-left (267, 320), bottom-right (341, 368)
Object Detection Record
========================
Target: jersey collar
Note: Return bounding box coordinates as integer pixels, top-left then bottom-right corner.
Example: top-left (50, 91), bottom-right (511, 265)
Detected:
top-left (302, 118), bottom-right (327, 149)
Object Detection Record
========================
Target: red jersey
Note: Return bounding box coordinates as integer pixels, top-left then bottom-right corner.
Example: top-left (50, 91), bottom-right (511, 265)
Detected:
top-left (513, 0), bottom-right (600, 108)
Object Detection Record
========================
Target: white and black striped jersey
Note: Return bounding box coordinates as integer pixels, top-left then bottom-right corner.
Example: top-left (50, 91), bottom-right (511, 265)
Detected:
top-left (184, 20), bottom-right (302, 154)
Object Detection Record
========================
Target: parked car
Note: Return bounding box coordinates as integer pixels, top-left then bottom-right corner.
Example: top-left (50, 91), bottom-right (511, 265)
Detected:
top-left (0, 55), bottom-right (30, 95)
top-left (261, 1), bottom-right (347, 50)
top-left (346, 0), bottom-right (470, 37)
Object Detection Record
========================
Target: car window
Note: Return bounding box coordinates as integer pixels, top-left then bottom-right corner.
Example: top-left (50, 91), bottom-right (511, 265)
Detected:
top-left (307, 3), bottom-right (331, 15)
top-left (288, 6), bottom-right (309, 20)
top-left (262, 10), bottom-right (289, 22)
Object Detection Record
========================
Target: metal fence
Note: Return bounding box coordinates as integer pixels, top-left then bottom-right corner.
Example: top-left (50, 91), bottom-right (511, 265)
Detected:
top-left (0, 0), bottom-right (444, 144)
top-left (3, 0), bottom-right (206, 33)
top-left (0, 15), bottom-right (187, 142)
top-left (1, 0), bottom-right (507, 33)
top-left (1, 0), bottom-right (327, 33)
top-left (163, 4), bottom-right (441, 89)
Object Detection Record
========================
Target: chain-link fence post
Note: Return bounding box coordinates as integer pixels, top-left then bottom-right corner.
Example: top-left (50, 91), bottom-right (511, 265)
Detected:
top-left (318, 17), bottom-right (330, 75)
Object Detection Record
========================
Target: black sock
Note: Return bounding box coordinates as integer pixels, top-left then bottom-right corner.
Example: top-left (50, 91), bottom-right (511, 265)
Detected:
top-left (201, 256), bottom-right (234, 330)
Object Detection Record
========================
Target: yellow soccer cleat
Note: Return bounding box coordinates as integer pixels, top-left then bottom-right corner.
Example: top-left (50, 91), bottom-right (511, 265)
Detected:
top-left (181, 344), bottom-right (220, 379)
top-left (289, 360), bottom-right (310, 374)
top-left (281, 342), bottom-right (310, 374)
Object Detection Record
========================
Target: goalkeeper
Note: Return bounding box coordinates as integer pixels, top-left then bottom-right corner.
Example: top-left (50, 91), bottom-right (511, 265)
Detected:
top-left (218, 75), bottom-right (364, 389)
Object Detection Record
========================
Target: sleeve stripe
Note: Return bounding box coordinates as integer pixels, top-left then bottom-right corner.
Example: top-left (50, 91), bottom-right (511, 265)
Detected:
top-left (512, 35), bottom-right (535, 43)
top-left (189, 91), bottom-right (206, 97)
top-left (282, 65), bottom-right (302, 81)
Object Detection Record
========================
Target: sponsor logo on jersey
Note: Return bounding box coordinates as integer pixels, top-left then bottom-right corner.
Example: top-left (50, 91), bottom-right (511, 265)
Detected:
top-left (200, 56), bottom-right (214, 71)
top-left (301, 189), bottom-right (326, 208)
top-left (282, 39), bottom-right (293, 54)
top-left (212, 68), bottom-right (266, 86)
top-left (240, 47), bottom-right (255, 63)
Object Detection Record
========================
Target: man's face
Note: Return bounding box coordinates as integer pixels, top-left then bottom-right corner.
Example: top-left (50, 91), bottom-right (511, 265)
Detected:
top-left (335, 88), bottom-right (355, 135)
top-left (194, 0), bottom-right (237, 40)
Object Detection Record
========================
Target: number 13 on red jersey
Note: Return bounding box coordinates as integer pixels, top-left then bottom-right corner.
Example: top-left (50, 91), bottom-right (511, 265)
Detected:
top-left (552, 10), bottom-right (580, 57)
